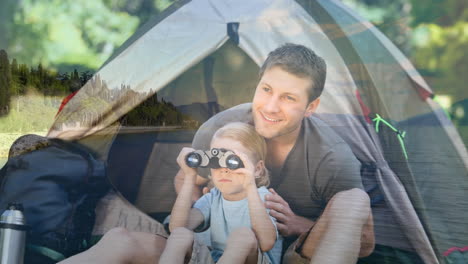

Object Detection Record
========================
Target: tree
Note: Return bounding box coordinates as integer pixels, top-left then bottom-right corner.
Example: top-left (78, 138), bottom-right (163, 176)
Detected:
top-left (9, 58), bottom-right (20, 95)
top-left (11, 58), bottom-right (18, 75)
top-left (70, 69), bottom-right (81, 92)
top-left (0, 49), bottom-right (12, 114)
top-left (79, 70), bottom-right (93, 86)
top-left (17, 63), bottom-right (28, 93)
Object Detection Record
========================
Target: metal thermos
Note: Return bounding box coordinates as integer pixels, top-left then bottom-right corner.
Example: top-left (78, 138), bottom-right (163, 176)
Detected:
top-left (0, 203), bottom-right (27, 264)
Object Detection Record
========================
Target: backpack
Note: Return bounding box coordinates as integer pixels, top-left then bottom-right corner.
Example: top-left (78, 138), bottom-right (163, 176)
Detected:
top-left (0, 134), bottom-right (110, 263)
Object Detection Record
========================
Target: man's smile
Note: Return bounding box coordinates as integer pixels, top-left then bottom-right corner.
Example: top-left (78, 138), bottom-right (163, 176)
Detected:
top-left (260, 111), bottom-right (282, 123)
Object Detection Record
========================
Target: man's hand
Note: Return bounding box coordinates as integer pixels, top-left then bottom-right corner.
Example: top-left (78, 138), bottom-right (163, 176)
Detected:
top-left (202, 186), bottom-right (210, 195)
top-left (265, 188), bottom-right (314, 237)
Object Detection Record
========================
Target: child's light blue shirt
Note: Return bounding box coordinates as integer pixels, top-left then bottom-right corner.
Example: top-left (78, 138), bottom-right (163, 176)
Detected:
top-left (193, 186), bottom-right (283, 264)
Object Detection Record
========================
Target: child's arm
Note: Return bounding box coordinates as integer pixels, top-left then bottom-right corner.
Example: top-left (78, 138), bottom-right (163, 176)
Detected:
top-left (169, 148), bottom-right (204, 232)
top-left (246, 185), bottom-right (277, 252)
top-left (185, 208), bottom-right (204, 230)
top-left (237, 153), bottom-right (277, 252)
top-left (174, 169), bottom-right (209, 203)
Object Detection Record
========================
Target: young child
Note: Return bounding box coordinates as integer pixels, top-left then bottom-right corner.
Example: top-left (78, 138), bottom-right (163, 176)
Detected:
top-left (160, 122), bottom-right (282, 264)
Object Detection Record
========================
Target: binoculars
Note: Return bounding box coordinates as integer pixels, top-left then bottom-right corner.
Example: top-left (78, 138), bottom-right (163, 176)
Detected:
top-left (185, 148), bottom-right (244, 170)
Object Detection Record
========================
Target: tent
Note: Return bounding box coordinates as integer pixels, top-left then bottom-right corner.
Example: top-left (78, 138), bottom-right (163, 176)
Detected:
top-left (48, 0), bottom-right (468, 263)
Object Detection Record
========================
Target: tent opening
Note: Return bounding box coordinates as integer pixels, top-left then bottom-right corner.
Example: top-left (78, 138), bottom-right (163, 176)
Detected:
top-left (106, 39), bottom-right (259, 221)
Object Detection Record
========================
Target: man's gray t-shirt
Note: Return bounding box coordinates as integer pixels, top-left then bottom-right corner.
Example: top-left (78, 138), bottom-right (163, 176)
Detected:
top-left (192, 103), bottom-right (363, 221)
top-left (193, 186), bottom-right (283, 264)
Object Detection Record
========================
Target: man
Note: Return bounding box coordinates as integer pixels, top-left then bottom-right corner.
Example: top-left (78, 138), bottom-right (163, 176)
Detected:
top-left (175, 43), bottom-right (374, 264)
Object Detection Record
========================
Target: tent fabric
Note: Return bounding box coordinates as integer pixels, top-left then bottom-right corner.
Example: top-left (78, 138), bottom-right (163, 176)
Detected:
top-left (317, 114), bottom-right (437, 263)
top-left (298, 1), bottom-right (468, 261)
top-left (306, 0), bottom-right (468, 171)
top-left (49, 0), bottom-right (364, 139)
top-left (45, 0), bottom-right (468, 263)
top-left (313, 0), bottom-right (432, 94)
top-left (99, 0), bottom-right (193, 70)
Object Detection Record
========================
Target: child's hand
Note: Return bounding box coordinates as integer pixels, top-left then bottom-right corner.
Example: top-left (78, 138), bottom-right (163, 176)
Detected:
top-left (176, 147), bottom-right (198, 181)
top-left (231, 152), bottom-right (257, 189)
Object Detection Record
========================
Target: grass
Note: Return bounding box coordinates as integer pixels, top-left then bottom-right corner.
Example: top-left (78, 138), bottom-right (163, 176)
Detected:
top-left (0, 91), bottom-right (63, 166)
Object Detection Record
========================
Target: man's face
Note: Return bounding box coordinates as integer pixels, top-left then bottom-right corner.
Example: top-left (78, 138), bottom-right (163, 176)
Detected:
top-left (252, 66), bottom-right (319, 140)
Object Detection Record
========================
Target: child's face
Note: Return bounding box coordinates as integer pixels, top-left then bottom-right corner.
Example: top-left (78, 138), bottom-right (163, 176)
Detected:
top-left (210, 136), bottom-right (255, 201)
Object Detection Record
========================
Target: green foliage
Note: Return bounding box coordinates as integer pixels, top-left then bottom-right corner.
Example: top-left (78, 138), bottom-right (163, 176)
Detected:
top-left (343, 0), bottom-right (412, 54)
top-left (409, 0), bottom-right (446, 26)
top-left (102, 0), bottom-right (175, 27)
top-left (412, 21), bottom-right (468, 98)
top-left (408, 0), bottom-right (468, 101)
top-left (6, 0), bottom-right (139, 72)
top-left (2, 49), bottom-right (98, 97)
top-left (345, 0), bottom-right (467, 146)
top-left (1, 0), bottom-right (181, 73)
top-left (345, 0), bottom-right (467, 101)
top-left (409, 0), bottom-right (467, 27)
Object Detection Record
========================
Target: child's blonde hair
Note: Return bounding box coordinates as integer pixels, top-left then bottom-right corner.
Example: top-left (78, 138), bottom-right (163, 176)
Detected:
top-left (211, 122), bottom-right (270, 187)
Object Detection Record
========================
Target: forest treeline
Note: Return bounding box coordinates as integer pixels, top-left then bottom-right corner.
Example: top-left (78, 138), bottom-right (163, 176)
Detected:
top-left (0, 49), bottom-right (91, 115)
top-left (0, 49), bottom-right (195, 128)
top-left (58, 74), bottom-right (194, 128)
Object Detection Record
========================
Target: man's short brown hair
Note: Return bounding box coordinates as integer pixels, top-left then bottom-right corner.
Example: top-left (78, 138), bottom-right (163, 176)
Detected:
top-left (259, 43), bottom-right (327, 103)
